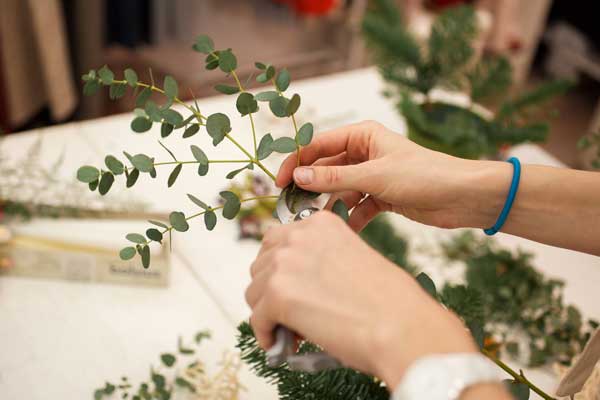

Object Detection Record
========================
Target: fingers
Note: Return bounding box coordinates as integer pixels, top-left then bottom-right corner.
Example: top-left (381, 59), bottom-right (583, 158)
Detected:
top-left (276, 121), bottom-right (377, 188)
top-left (250, 300), bottom-right (277, 350)
top-left (291, 162), bottom-right (377, 193)
top-left (313, 152), bottom-right (349, 167)
top-left (348, 195), bottom-right (388, 232)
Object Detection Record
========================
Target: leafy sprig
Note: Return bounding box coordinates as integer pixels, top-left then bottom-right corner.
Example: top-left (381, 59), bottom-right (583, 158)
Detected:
top-left (78, 35), bottom-right (315, 268)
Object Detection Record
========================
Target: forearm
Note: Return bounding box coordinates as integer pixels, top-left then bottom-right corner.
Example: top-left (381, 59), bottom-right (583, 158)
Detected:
top-left (460, 160), bottom-right (600, 255)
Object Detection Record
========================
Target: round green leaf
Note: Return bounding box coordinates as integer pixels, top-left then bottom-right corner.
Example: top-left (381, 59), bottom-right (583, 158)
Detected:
top-left (270, 137), bottom-right (297, 153)
top-left (126, 168), bottom-right (139, 187)
top-left (124, 68), bottom-right (138, 87)
top-left (88, 179), bottom-right (99, 191)
top-left (131, 117), bottom-right (152, 133)
top-left (161, 122), bottom-right (174, 138)
top-left (266, 65), bottom-right (276, 80)
top-left (83, 80), bottom-right (100, 96)
top-left (332, 199), bottom-right (349, 222)
top-left (416, 272), bottom-right (437, 298)
top-left (215, 84), bottom-right (239, 95)
top-left (126, 233), bottom-right (147, 244)
top-left (160, 353), bottom-right (176, 368)
top-left (119, 247), bottom-right (136, 261)
top-left (204, 210), bottom-right (217, 231)
top-left (275, 68), bottom-right (290, 92)
top-left (206, 113), bottom-right (231, 145)
top-left (183, 124), bottom-right (200, 138)
top-left (205, 53), bottom-right (219, 70)
top-left (148, 220), bottom-right (169, 229)
top-left (504, 380), bottom-right (530, 400)
top-left (105, 155), bottom-right (124, 175)
top-left (146, 228), bottom-right (163, 242)
top-left (187, 194), bottom-right (208, 210)
top-left (140, 245), bottom-right (150, 269)
top-left (198, 163), bottom-right (209, 176)
top-left (255, 91), bottom-right (279, 102)
top-left (161, 109), bottom-right (184, 127)
top-left (163, 75), bottom-right (178, 99)
top-left (130, 154), bottom-right (154, 173)
top-left (269, 96), bottom-right (290, 118)
top-left (77, 166), bottom-right (100, 183)
top-left (109, 83), bottom-right (127, 100)
top-left (220, 191), bottom-right (241, 220)
top-left (145, 101), bottom-right (162, 122)
top-left (287, 93), bottom-right (301, 115)
top-left (193, 35), bottom-right (214, 54)
top-left (135, 87), bottom-right (152, 107)
top-left (98, 172), bottom-right (115, 195)
top-left (236, 92), bottom-right (258, 116)
top-left (256, 73), bottom-right (269, 83)
top-left (167, 164), bottom-right (182, 187)
top-left (297, 122), bottom-right (314, 146)
top-left (257, 133), bottom-right (274, 160)
top-left (190, 145), bottom-right (208, 165)
top-left (169, 211), bottom-right (189, 232)
top-left (98, 65), bottom-right (114, 85)
top-left (255, 62), bottom-right (267, 70)
top-left (218, 50), bottom-right (237, 73)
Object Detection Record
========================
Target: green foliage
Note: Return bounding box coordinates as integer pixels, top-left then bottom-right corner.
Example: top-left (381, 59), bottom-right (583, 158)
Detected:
top-left (77, 166), bottom-right (99, 183)
top-left (220, 191), bottom-right (241, 220)
top-left (331, 199), bottom-right (349, 222)
top-left (297, 122), bottom-right (314, 146)
top-left (416, 272), bottom-right (437, 299)
top-left (270, 137), bottom-right (296, 153)
top-left (206, 113), bottom-right (232, 145)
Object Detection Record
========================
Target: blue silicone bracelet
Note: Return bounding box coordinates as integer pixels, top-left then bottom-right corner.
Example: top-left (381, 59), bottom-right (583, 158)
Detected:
top-left (484, 157), bottom-right (521, 236)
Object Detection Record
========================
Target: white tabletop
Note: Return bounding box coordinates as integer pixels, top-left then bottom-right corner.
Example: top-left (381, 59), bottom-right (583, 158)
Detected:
top-left (1, 67), bottom-right (599, 400)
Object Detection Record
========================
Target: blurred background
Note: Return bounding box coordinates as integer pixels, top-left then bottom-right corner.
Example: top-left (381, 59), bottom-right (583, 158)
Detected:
top-left (0, 0), bottom-right (599, 167)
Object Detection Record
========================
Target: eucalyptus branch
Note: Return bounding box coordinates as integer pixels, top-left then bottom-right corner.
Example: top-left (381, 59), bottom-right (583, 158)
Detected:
top-left (482, 349), bottom-right (556, 400)
top-left (291, 114), bottom-right (301, 167)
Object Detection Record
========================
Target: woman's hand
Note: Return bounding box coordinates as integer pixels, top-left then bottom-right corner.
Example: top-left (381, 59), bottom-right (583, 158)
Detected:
top-left (276, 120), bottom-right (510, 232)
top-left (245, 211), bottom-right (477, 389)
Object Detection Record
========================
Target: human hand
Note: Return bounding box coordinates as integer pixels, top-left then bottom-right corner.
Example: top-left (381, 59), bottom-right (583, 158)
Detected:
top-left (276, 121), bottom-right (508, 232)
top-left (245, 211), bottom-right (477, 389)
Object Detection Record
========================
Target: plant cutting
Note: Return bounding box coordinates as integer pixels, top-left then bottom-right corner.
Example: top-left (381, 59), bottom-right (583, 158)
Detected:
top-left (363, 0), bottom-right (571, 159)
top-left (78, 36), bottom-right (563, 400)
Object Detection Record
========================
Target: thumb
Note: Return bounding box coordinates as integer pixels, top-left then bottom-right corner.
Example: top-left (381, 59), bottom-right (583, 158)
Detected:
top-left (292, 164), bottom-right (374, 193)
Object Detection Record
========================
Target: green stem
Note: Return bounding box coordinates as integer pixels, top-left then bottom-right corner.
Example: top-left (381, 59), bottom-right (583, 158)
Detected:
top-left (124, 159), bottom-right (250, 172)
top-left (482, 349), bottom-right (556, 400)
top-left (291, 114), bottom-right (301, 167)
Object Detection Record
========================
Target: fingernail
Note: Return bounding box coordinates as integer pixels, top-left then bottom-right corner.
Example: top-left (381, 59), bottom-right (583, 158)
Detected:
top-left (294, 167), bottom-right (314, 185)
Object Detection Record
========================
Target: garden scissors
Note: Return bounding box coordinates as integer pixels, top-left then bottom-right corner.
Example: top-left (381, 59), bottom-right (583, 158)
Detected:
top-left (264, 185), bottom-right (342, 372)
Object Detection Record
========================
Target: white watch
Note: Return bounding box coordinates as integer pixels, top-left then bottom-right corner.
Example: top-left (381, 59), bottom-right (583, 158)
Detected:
top-left (391, 353), bottom-right (503, 400)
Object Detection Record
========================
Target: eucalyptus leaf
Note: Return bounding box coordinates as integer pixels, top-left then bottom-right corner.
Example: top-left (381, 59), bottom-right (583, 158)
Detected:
top-left (270, 137), bottom-right (297, 153)
top-left (275, 68), bottom-right (290, 92)
top-left (220, 191), bottom-right (241, 220)
top-left (119, 247), bottom-right (136, 261)
top-left (269, 96), bottom-right (290, 118)
top-left (163, 75), bottom-right (178, 99)
top-left (218, 49), bottom-right (237, 73)
top-left (109, 83), bottom-right (127, 100)
top-left (226, 163), bottom-right (252, 179)
top-left (187, 194), bottom-right (208, 210)
top-left (77, 166), bottom-right (100, 183)
top-left (144, 101), bottom-right (162, 122)
top-left (287, 93), bottom-right (301, 115)
top-left (175, 114), bottom-right (195, 129)
top-left (332, 199), bottom-right (349, 222)
top-left (161, 122), bottom-right (174, 138)
top-left (198, 163), bottom-right (209, 176)
top-left (131, 154), bottom-right (154, 172)
top-left (204, 210), bottom-right (217, 231)
top-left (215, 84), bottom-right (239, 95)
top-left (191, 145), bottom-right (208, 164)
top-left (135, 87), bottom-right (152, 107)
top-left (169, 211), bottom-right (189, 232)
top-left (256, 72), bottom-right (269, 83)
top-left (98, 172), bottom-right (115, 195)
top-left (504, 380), bottom-right (530, 400)
top-left (193, 34), bottom-right (214, 54)
top-left (88, 179), bottom-right (99, 191)
top-left (205, 53), bottom-right (219, 70)
top-left (125, 168), bottom-right (140, 187)
top-left (140, 245), bottom-right (150, 269)
top-left (416, 272), bottom-right (437, 298)
top-left (236, 92), bottom-right (258, 116)
top-left (126, 168), bottom-right (139, 187)
top-left (146, 228), bottom-right (163, 242)
top-left (168, 164), bottom-right (182, 187)
top-left (131, 117), bottom-right (152, 133)
top-left (255, 91), bottom-right (279, 102)
top-left (257, 133), bottom-right (274, 160)
top-left (255, 62), bottom-right (267, 70)
top-left (98, 65), bottom-right (114, 85)
top-left (161, 109), bottom-right (184, 126)
top-left (126, 233), bottom-right (146, 244)
top-left (297, 122), bottom-right (314, 146)
top-left (105, 155), bottom-right (124, 175)
top-left (149, 220), bottom-right (169, 229)
top-left (183, 124), bottom-right (200, 138)
top-left (83, 80), bottom-right (100, 96)
top-left (206, 113), bottom-right (231, 145)
top-left (124, 68), bottom-right (138, 87)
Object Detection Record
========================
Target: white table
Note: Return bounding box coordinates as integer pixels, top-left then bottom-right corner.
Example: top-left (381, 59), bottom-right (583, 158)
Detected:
top-left (1, 67), bottom-right (599, 399)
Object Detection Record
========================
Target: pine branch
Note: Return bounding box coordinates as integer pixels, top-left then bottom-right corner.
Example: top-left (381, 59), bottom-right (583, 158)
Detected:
top-left (497, 80), bottom-right (573, 120)
top-left (468, 56), bottom-right (513, 102)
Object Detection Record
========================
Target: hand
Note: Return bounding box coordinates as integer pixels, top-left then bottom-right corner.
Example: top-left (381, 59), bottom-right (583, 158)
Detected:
top-left (276, 121), bottom-right (509, 232)
top-left (245, 211), bottom-right (477, 389)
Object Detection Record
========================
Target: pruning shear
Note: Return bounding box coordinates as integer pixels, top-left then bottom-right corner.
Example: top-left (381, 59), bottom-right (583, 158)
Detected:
top-left (264, 185), bottom-right (342, 373)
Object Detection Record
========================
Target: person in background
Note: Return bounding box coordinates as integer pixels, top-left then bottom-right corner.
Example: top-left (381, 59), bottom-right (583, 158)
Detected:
top-left (245, 121), bottom-right (600, 399)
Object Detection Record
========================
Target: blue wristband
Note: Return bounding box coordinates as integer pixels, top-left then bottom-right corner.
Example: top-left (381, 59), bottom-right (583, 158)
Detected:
top-left (484, 157), bottom-right (521, 236)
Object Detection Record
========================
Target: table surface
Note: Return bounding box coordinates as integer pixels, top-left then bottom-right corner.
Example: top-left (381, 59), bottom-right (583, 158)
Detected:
top-left (1, 67), bottom-right (599, 400)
